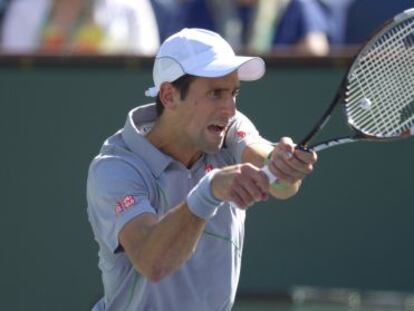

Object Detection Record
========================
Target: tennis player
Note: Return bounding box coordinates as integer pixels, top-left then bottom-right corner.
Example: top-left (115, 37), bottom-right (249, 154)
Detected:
top-left (87, 28), bottom-right (317, 311)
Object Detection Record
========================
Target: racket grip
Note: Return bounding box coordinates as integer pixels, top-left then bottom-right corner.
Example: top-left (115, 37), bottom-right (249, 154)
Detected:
top-left (262, 145), bottom-right (311, 186)
top-left (261, 165), bottom-right (278, 184)
top-left (296, 145), bottom-right (311, 152)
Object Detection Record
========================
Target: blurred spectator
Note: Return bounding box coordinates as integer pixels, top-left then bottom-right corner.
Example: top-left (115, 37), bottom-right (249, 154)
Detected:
top-left (248, 0), bottom-right (290, 53)
top-left (0, 0), bottom-right (10, 25)
top-left (42, 0), bottom-right (160, 55)
top-left (1, 0), bottom-right (159, 55)
top-left (319, 0), bottom-right (355, 46)
top-left (40, 0), bottom-right (86, 53)
top-left (248, 0), bottom-right (354, 56)
top-left (5, 0), bottom-right (414, 56)
top-left (86, 0), bottom-right (159, 55)
top-left (1, 0), bottom-right (51, 53)
top-left (236, 0), bottom-right (258, 47)
top-left (150, 0), bottom-right (215, 42)
top-left (150, 0), bottom-right (255, 51)
top-left (0, 0), bottom-right (10, 44)
top-left (205, 0), bottom-right (242, 50)
top-left (346, 0), bottom-right (414, 44)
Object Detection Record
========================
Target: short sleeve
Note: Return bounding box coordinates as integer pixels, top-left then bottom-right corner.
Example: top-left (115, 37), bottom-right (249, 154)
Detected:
top-left (224, 110), bottom-right (273, 163)
top-left (87, 158), bottom-right (156, 253)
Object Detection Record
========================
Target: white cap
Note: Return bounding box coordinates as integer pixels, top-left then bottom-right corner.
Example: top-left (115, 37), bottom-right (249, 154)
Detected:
top-left (145, 28), bottom-right (266, 97)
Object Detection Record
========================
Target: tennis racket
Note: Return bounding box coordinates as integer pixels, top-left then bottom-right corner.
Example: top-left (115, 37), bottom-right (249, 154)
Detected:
top-left (262, 8), bottom-right (414, 183)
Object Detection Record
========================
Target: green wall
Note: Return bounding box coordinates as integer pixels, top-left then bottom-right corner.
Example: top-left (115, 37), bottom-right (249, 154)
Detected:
top-left (1, 59), bottom-right (413, 310)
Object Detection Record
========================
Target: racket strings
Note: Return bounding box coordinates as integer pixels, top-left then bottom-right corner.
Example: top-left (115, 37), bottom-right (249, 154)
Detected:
top-left (346, 17), bottom-right (414, 137)
top-left (348, 21), bottom-right (414, 134)
top-left (350, 46), bottom-right (414, 132)
top-left (348, 20), bottom-right (414, 130)
top-left (369, 24), bottom-right (414, 131)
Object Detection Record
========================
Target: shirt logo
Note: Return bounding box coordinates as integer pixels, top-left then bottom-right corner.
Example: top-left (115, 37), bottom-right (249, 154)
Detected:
top-left (204, 163), bottom-right (214, 173)
top-left (115, 195), bottom-right (136, 216)
top-left (236, 130), bottom-right (247, 138)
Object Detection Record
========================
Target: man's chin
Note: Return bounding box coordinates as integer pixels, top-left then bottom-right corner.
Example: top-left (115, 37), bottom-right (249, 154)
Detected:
top-left (204, 140), bottom-right (224, 154)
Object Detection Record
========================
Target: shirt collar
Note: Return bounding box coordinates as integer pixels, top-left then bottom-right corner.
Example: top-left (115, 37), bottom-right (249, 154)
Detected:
top-left (122, 104), bottom-right (173, 177)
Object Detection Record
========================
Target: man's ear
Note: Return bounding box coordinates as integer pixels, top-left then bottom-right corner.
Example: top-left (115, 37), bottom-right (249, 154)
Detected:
top-left (159, 82), bottom-right (178, 111)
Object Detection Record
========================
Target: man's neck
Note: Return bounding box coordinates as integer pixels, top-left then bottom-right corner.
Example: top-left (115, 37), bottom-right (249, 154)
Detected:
top-left (146, 120), bottom-right (202, 168)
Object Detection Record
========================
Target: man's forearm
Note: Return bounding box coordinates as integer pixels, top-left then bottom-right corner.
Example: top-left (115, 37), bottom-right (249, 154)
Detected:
top-left (130, 203), bottom-right (207, 282)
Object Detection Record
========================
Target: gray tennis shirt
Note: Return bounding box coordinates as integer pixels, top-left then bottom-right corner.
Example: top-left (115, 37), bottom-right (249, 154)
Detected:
top-left (87, 104), bottom-right (271, 311)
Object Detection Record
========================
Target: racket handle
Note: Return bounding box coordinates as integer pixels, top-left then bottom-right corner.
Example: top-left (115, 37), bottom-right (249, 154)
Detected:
top-left (261, 165), bottom-right (278, 184)
top-left (261, 145), bottom-right (310, 185)
top-left (296, 145), bottom-right (311, 152)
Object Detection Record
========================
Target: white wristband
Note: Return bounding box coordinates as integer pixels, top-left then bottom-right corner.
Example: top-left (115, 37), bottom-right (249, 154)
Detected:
top-left (186, 169), bottom-right (223, 220)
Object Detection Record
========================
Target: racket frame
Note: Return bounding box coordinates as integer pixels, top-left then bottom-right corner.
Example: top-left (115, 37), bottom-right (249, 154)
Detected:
top-left (300, 8), bottom-right (414, 152)
top-left (262, 9), bottom-right (414, 183)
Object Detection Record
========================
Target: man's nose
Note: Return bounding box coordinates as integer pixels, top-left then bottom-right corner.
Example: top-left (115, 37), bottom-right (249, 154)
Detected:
top-left (222, 96), bottom-right (236, 117)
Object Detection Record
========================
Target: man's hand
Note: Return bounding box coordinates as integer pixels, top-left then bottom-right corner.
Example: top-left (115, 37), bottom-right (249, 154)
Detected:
top-left (211, 163), bottom-right (269, 209)
top-left (268, 137), bottom-right (317, 186)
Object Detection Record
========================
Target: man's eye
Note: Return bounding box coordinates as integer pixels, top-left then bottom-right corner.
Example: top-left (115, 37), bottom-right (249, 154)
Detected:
top-left (209, 90), bottom-right (221, 98)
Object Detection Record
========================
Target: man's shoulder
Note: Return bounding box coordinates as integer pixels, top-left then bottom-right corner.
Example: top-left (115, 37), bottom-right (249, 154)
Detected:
top-left (89, 134), bottom-right (154, 183)
top-left (89, 149), bottom-right (152, 180)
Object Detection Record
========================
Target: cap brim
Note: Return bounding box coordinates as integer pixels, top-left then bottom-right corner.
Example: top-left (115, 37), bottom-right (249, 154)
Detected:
top-left (186, 56), bottom-right (265, 81)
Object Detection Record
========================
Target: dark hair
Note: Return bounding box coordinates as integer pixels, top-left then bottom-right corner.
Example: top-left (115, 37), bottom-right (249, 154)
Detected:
top-left (155, 74), bottom-right (197, 116)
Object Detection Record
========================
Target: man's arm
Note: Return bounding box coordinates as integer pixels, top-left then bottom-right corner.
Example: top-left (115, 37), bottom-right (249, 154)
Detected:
top-left (241, 137), bottom-right (317, 199)
top-left (119, 163), bottom-right (269, 282)
top-left (119, 203), bottom-right (206, 283)
top-left (118, 137), bottom-right (314, 282)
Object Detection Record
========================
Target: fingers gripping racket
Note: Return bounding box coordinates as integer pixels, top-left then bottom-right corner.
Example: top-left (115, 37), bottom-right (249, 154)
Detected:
top-left (263, 8), bottom-right (414, 183)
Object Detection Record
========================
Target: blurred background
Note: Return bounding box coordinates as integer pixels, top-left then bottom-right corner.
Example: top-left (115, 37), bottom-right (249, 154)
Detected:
top-left (1, 0), bottom-right (414, 310)
top-left (2, 0), bottom-right (414, 56)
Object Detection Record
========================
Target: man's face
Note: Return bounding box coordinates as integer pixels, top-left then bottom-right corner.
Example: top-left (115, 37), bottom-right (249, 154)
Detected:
top-left (174, 72), bottom-right (240, 154)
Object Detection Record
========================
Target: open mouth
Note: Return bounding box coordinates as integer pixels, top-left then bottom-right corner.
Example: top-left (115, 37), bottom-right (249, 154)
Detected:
top-left (207, 124), bottom-right (226, 133)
